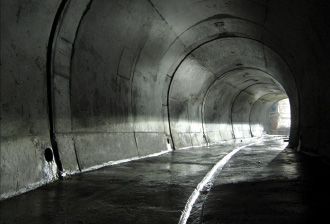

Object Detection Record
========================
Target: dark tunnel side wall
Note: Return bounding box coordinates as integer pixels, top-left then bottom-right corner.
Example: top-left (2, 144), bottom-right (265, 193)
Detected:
top-left (0, 0), bottom-right (62, 199)
top-left (53, 0), bottom-right (176, 172)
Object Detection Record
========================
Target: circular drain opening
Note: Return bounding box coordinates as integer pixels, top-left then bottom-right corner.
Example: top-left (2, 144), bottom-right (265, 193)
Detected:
top-left (44, 147), bottom-right (54, 162)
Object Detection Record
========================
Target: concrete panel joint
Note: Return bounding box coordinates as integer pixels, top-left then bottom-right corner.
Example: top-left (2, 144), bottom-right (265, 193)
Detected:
top-left (117, 47), bottom-right (136, 80)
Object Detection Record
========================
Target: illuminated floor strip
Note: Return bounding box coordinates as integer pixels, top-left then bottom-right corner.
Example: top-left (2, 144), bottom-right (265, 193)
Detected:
top-left (178, 142), bottom-right (257, 224)
top-left (80, 149), bottom-right (172, 173)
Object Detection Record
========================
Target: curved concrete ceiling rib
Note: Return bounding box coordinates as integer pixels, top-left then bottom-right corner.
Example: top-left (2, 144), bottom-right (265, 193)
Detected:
top-left (149, 0), bottom-right (268, 35)
top-left (230, 83), bottom-right (286, 139)
top-left (51, 0), bottom-right (185, 172)
top-left (50, 0), bottom-right (300, 171)
top-left (202, 68), bottom-right (286, 143)
top-left (50, 0), bottom-right (93, 174)
top-left (2, 0), bottom-right (329, 202)
top-left (157, 11), bottom-right (300, 148)
top-left (167, 36), bottom-right (298, 149)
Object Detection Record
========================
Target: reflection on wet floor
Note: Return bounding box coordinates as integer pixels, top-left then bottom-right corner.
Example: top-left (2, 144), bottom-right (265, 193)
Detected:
top-left (1, 136), bottom-right (329, 224)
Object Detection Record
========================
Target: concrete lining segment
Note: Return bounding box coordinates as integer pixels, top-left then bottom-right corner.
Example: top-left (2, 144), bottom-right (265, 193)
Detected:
top-left (1, 0), bottom-right (64, 200)
top-left (50, 0), bottom-right (299, 174)
top-left (160, 14), bottom-right (299, 147)
top-left (150, 0), bottom-right (267, 35)
top-left (3, 0), bottom-right (330, 200)
top-left (201, 67), bottom-right (284, 140)
top-left (168, 37), bottom-right (295, 148)
top-left (47, 0), bottom-right (71, 175)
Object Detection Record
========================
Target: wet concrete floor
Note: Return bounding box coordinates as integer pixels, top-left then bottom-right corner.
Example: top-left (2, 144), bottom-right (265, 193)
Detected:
top-left (1, 136), bottom-right (329, 224)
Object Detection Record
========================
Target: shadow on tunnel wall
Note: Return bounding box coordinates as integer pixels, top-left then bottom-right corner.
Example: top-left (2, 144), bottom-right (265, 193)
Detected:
top-left (2, 0), bottom-right (330, 200)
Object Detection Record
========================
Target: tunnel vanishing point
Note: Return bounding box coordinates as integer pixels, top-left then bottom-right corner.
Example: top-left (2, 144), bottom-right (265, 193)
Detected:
top-left (1, 0), bottom-right (330, 202)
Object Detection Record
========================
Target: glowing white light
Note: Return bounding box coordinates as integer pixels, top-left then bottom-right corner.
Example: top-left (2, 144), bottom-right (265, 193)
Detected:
top-left (277, 99), bottom-right (291, 128)
top-left (81, 149), bottom-right (172, 173)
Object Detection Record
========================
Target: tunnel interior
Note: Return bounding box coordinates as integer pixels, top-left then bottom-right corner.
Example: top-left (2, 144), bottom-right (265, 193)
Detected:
top-left (1, 0), bottom-right (330, 202)
top-left (168, 37), bottom-right (294, 149)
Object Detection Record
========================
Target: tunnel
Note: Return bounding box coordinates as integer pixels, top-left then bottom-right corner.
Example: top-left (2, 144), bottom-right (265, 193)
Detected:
top-left (168, 37), bottom-right (296, 148)
top-left (1, 0), bottom-right (330, 223)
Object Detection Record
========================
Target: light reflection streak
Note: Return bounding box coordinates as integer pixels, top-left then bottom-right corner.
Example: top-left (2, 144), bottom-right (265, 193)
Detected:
top-left (178, 141), bottom-right (258, 224)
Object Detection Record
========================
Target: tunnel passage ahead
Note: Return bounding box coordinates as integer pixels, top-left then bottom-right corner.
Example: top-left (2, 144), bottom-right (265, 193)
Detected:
top-left (43, 0), bottom-right (301, 184)
top-left (168, 37), bottom-right (296, 149)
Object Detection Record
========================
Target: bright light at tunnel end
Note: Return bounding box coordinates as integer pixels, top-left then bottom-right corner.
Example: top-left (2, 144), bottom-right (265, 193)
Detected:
top-left (277, 99), bottom-right (291, 128)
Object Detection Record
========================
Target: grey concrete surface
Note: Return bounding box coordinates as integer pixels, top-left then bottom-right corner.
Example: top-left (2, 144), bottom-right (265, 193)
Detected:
top-left (1, 0), bottom-right (62, 199)
top-left (200, 138), bottom-right (330, 224)
top-left (1, 136), bottom-right (329, 224)
top-left (1, 0), bottom-right (330, 201)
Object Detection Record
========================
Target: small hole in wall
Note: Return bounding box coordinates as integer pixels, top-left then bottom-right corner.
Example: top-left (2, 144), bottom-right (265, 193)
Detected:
top-left (167, 138), bottom-right (170, 144)
top-left (215, 22), bottom-right (224, 27)
top-left (44, 147), bottom-right (54, 162)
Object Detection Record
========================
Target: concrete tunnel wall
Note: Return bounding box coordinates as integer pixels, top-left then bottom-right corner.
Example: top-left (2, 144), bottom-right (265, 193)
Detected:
top-left (1, 0), bottom-right (330, 199)
top-left (168, 37), bottom-right (297, 148)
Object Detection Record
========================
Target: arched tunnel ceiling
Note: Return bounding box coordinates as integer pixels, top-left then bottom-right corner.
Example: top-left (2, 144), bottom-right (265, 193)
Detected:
top-left (43, 0), bottom-right (309, 165)
top-left (168, 37), bottom-right (295, 147)
top-left (2, 0), bottom-right (330, 199)
top-left (52, 0), bottom-right (303, 159)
